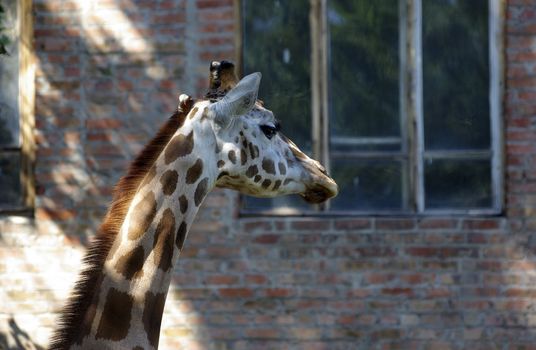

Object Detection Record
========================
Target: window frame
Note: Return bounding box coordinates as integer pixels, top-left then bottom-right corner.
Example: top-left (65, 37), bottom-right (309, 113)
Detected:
top-left (0, 0), bottom-right (35, 214)
top-left (237, 0), bottom-right (504, 217)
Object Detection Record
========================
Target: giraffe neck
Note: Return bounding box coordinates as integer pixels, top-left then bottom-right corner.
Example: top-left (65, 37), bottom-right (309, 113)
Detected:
top-left (75, 120), bottom-right (218, 349)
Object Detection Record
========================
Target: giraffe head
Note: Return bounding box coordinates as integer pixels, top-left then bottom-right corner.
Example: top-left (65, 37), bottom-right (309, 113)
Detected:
top-left (198, 62), bottom-right (338, 204)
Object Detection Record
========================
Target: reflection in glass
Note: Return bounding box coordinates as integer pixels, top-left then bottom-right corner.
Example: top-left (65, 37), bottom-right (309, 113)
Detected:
top-left (423, 0), bottom-right (490, 150)
top-left (330, 159), bottom-right (404, 211)
top-left (0, 0), bottom-right (20, 147)
top-left (242, 0), bottom-right (311, 152)
top-left (425, 159), bottom-right (491, 209)
top-left (329, 0), bottom-right (400, 141)
top-left (242, 0), bottom-right (313, 212)
top-left (0, 152), bottom-right (21, 208)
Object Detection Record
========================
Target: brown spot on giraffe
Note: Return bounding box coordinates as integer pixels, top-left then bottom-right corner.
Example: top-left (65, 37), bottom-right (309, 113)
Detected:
top-left (228, 150), bottom-right (237, 164)
top-left (160, 169), bottom-right (178, 196)
top-left (179, 195), bottom-right (188, 214)
top-left (194, 178), bottom-right (209, 206)
top-left (246, 165), bottom-right (258, 178)
top-left (164, 131), bottom-right (194, 164)
top-left (186, 158), bottom-right (204, 184)
top-left (254, 175), bottom-right (262, 183)
top-left (262, 158), bottom-right (276, 175)
top-left (217, 160), bottom-right (225, 168)
top-left (153, 208), bottom-right (176, 272)
top-left (115, 245), bottom-right (145, 280)
top-left (142, 292), bottom-right (167, 348)
top-left (128, 191), bottom-right (157, 240)
top-left (278, 162), bottom-right (287, 175)
top-left (176, 222), bottom-right (187, 250)
top-left (240, 149), bottom-right (248, 165)
top-left (273, 180), bottom-right (282, 191)
top-left (248, 143), bottom-right (256, 159)
top-left (95, 288), bottom-right (134, 341)
top-left (261, 179), bottom-right (272, 189)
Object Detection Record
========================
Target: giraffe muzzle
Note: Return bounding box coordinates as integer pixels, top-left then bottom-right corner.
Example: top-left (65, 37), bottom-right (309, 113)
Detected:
top-left (301, 173), bottom-right (339, 204)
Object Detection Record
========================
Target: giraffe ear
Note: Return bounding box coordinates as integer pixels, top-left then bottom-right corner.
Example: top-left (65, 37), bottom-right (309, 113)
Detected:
top-left (211, 72), bottom-right (261, 126)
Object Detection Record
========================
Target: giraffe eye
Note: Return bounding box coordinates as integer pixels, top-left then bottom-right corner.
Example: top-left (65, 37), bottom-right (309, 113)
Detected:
top-left (260, 124), bottom-right (278, 140)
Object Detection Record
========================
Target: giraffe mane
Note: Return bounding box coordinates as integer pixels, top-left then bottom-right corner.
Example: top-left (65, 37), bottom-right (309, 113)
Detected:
top-left (49, 101), bottom-right (193, 349)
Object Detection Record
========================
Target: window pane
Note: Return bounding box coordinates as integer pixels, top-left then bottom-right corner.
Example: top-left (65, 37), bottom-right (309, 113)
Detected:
top-left (0, 151), bottom-right (22, 208)
top-left (423, 0), bottom-right (490, 150)
top-left (242, 0), bottom-right (312, 212)
top-left (330, 159), bottom-right (405, 211)
top-left (242, 0), bottom-right (311, 152)
top-left (425, 159), bottom-right (491, 209)
top-left (329, 0), bottom-right (400, 146)
top-left (0, 0), bottom-right (20, 147)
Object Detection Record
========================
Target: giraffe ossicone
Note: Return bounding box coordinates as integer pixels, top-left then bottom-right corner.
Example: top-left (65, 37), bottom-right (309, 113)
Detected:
top-left (49, 61), bottom-right (337, 350)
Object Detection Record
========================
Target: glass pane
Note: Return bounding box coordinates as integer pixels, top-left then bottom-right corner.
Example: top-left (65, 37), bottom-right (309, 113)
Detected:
top-left (0, 0), bottom-right (20, 147)
top-left (242, 0), bottom-right (311, 152)
top-left (424, 159), bottom-right (491, 209)
top-left (242, 0), bottom-right (313, 212)
top-left (330, 159), bottom-right (405, 211)
top-left (329, 0), bottom-right (400, 144)
top-left (0, 151), bottom-right (22, 208)
top-left (423, 0), bottom-right (490, 150)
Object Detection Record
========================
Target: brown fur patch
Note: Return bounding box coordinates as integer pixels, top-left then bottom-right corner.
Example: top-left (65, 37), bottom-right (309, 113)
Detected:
top-left (278, 162), bottom-right (287, 175)
top-left (262, 158), bottom-right (276, 175)
top-left (142, 292), bottom-right (167, 348)
top-left (114, 245), bottom-right (145, 280)
top-left (176, 222), bottom-right (188, 250)
top-left (95, 288), bottom-right (134, 341)
top-left (164, 130), bottom-right (194, 164)
top-left (194, 178), bottom-right (209, 206)
top-left (261, 179), bottom-right (272, 189)
top-left (160, 169), bottom-right (179, 196)
top-left (240, 149), bottom-right (247, 165)
top-left (217, 160), bottom-right (225, 168)
top-left (153, 208), bottom-right (175, 272)
top-left (273, 180), bottom-right (282, 191)
top-left (186, 159), bottom-right (204, 184)
top-left (128, 191), bottom-right (157, 240)
top-left (254, 175), bottom-right (262, 183)
top-left (228, 150), bottom-right (237, 164)
top-left (179, 195), bottom-right (188, 214)
top-left (49, 105), bottom-right (193, 349)
top-left (246, 165), bottom-right (258, 178)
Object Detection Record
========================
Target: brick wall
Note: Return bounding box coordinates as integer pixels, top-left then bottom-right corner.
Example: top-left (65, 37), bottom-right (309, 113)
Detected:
top-left (2, 0), bottom-right (536, 349)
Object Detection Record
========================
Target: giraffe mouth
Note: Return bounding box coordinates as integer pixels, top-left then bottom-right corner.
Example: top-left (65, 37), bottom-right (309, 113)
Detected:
top-left (301, 178), bottom-right (339, 204)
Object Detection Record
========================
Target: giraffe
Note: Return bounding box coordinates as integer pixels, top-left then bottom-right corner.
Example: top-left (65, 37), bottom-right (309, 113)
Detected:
top-left (48, 61), bottom-right (338, 350)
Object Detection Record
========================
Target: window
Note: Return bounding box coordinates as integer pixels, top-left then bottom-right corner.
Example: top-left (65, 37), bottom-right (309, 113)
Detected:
top-left (240, 0), bottom-right (503, 215)
top-left (0, 0), bottom-right (34, 211)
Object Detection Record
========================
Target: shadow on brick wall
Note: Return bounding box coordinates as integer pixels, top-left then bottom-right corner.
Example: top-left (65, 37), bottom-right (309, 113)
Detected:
top-left (2, 0), bottom-right (234, 348)
top-left (0, 318), bottom-right (44, 350)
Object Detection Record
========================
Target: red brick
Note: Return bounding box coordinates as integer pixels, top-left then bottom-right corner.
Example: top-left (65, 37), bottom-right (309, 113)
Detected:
top-left (197, 0), bottom-right (232, 8)
top-left (376, 219), bottom-right (415, 230)
top-left (205, 275), bottom-right (239, 285)
top-left (290, 220), bottom-right (330, 231)
top-left (218, 288), bottom-right (254, 298)
top-left (86, 118), bottom-right (122, 129)
top-left (334, 219), bottom-right (371, 230)
top-left (36, 208), bottom-right (76, 221)
top-left (418, 218), bottom-right (458, 229)
top-left (462, 219), bottom-right (502, 230)
top-left (253, 234), bottom-right (280, 244)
